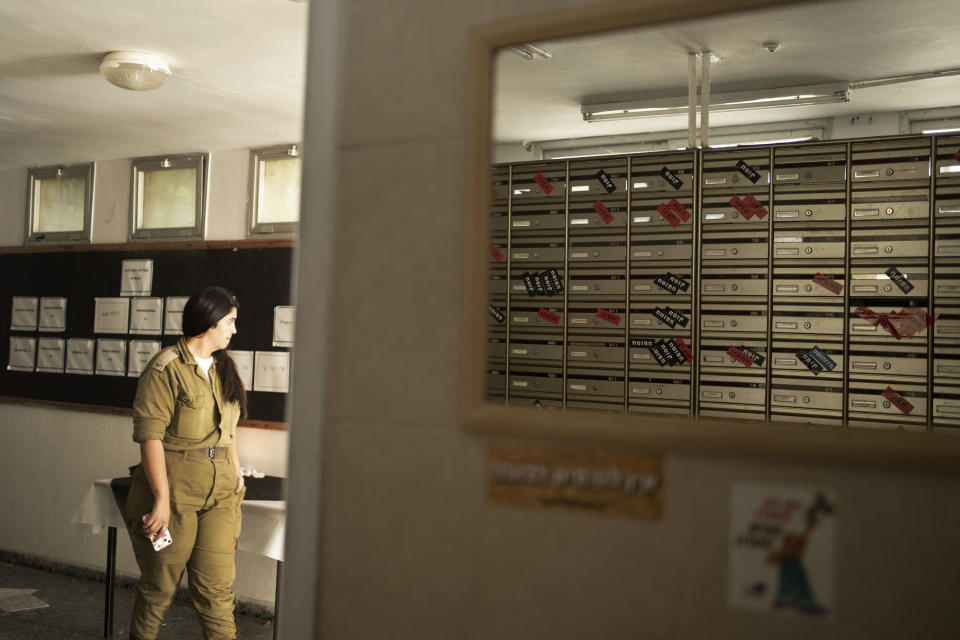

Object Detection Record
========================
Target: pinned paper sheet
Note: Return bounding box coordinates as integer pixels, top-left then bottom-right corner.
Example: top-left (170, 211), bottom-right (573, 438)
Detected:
top-left (254, 351), bottom-right (290, 393)
top-left (36, 337), bottom-right (66, 373)
top-left (128, 340), bottom-right (162, 378)
top-left (164, 296), bottom-right (189, 335)
top-left (93, 297), bottom-right (130, 334)
top-left (95, 338), bottom-right (127, 376)
top-left (120, 259), bottom-right (154, 296)
top-left (130, 297), bottom-right (164, 335)
top-left (38, 297), bottom-right (68, 332)
top-left (66, 338), bottom-right (95, 374)
top-left (7, 337), bottom-right (36, 372)
top-left (228, 350), bottom-right (254, 390)
top-left (273, 306), bottom-right (295, 347)
top-left (10, 296), bottom-right (38, 331)
top-left (0, 590), bottom-right (48, 613)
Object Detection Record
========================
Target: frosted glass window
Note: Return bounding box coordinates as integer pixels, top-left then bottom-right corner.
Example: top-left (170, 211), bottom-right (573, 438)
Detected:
top-left (26, 163), bottom-right (94, 243)
top-left (130, 153), bottom-right (207, 240)
top-left (140, 169), bottom-right (197, 228)
top-left (249, 144), bottom-right (301, 234)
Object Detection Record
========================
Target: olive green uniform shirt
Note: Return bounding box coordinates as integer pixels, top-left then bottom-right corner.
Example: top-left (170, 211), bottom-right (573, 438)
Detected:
top-left (132, 338), bottom-right (239, 450)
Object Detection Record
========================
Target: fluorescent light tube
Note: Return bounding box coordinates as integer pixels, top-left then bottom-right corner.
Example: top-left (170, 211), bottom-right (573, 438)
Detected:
top-left (582, 83), bottom-right (849, 122)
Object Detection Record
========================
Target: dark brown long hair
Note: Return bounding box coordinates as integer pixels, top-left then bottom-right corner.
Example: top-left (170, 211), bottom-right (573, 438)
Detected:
top-left (182, 286), bottom-right (248, 417)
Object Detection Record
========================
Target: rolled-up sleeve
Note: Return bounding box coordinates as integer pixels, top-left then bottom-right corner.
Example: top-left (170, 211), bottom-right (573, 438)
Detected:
top-left (132, 368), bottom-right (176, 443)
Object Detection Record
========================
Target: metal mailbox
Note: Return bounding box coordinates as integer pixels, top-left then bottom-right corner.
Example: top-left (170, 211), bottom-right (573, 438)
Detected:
top-left (490, 203), bottom-right (508, 233)
top-left (629, 338), bottom-right (693, 371)
top-left (510, 202), bottom-right (567, 231)
top-left (933, 183), bottom-right (960, 221)
top-left (507, 333), bottom-right (564, 364)
top-left (773, 267), bottom-right (846, 298)
top-left (630, 267), bottom-right (693, 298)
top-left (509, 268), bottom-right (563, 300)
top-left (508, 397), bottom-right (562, 410)
top-left (848, 341), bottom-right (927, 377)
top-left (848, 378), bottom-right (927, 418)
top-left (568, 199), bottom-right (628, 230)
top-left (629, 300), bottom-right (692, 334)
top-left (701, 302), bottom-right (768, 333)
top-left (566, 399), bottom-right (626, 413)
top-left (490, 167), bottom-right (509, 202)
top-left (566, 369), bottom-right (625, 400)
top-left (568, 235), bottom-right (628, 263)
top-left (772, 144), bottom-right (847, 184)
top-left (630, 152), bottom-right (695, 194)
top-left (932, 384), bottom-right (960, 426)
top-left (771, 340), bottom-right (844, 374)
top-left (511, 163), bottom-right (566, 201)
top-left (487, 332), bottom-right (506, 362)
top-left (770, 377), bottom-right (843, 412)
top-left (933, 344), bottom-right (960, 379)
top-left (934, 135), bottom-right (960, 183)
top-left (702, 192), bottom-right (770, 225)
top-left (487, 367), bottom-right (506, 398)
top-left (933, 305), bottom-right (960, 339)
top-left (934, 228), bottom-right (960, 259)
top-left (509, 304), bottom-right (564, 329)
top-left (851, 139), bottom-right (931, 183)
top-left (770, 409), bottom-right (843, 426)
top-left (630, 194), bottom-right (695, 231)
top-left (567, 303), bottom-right (627, 331)
top-left (699, 373), bottom-right (766, 406)
top-left (849, 187), bottom-right (930, 222)
top-left (628, 373), bottom-right (691, 405)
top-left (568, 337), bottom-right (626, 366)
top-left (849, 266), bottom-right (928, 298)
top-left (567, 270), bottom-right (627, 297)
top-left (934, 266), bottom-right (960, 297)
top-left (773, 229), bottom-right (846, 260)
top-left (771, 185), bottom-right (846, 223)
top-left (850, 228), bottom-right (929, 260)
top-left (631, 233), bottom-right (693, 262)
top-left (568, 158), bottom-right (628, 200)
top-left (771, 304), bottom-right (845, 335)
top-left (508, 364), bottom-right (564, 397)
top-left (699, 338), bottom-right (768, 373)
top-left (510, 237), bottom-right (566, 264)
top-left (848, 306), bottom-right (929, 342)
top-left (701, 230), bottom-right (769, 260)
top-left (702, 151), bottom-right (770, 189)
top-left (700, 266), bottom-right (768, 296)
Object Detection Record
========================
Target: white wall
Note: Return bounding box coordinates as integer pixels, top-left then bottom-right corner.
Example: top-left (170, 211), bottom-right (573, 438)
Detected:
top-left (0, 148), bottom-right (290, 607)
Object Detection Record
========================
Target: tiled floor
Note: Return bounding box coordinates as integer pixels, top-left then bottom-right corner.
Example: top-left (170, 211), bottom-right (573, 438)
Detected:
top-left (0, 562), bottom-right (274, 639)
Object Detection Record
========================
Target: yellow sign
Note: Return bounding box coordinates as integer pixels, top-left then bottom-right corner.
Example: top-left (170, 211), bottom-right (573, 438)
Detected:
top-left (487, 446), bottom-right (664, 519)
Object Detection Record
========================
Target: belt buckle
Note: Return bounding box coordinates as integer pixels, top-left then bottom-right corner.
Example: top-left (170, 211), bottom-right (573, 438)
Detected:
top-left (207, 446), bottom-right (216, 460)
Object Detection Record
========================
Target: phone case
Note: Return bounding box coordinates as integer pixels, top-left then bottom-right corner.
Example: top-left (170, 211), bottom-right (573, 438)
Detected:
top-left (151, 527), bottom-right (173, 552)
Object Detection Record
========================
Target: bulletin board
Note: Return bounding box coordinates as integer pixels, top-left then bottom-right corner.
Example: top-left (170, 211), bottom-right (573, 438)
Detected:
top-left (0, 240), bottom-right (293, 428)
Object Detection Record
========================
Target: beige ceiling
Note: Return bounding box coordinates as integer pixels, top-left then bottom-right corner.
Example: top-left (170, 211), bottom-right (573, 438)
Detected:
top-left (0, 0), bottom-right (307, 170)
top-left (493, 0), bottom-right (960, 145)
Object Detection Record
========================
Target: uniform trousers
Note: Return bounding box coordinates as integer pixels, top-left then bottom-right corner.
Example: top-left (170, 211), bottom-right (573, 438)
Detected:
top-left (126, 451), bottom-right (244, 640)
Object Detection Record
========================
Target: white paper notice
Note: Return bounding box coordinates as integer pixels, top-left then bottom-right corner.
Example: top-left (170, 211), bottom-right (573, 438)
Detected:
top-left (7, 337), bottom-right (36, 372)
top-left (253, 351), bottom-right (290, 393)
top-left (228, 350), bottom-right (254, 390)
top-left (96, 339), bottom-right (127, 376)
top-left (38, 297), bottom-right (68, 332)
top-left (94, 298), bottom-right (130, 334)
top-left (130, 297), bottom-right (164, 335)
top-left (36, 337), bottom-right (66, 373)
top-left (128, 340), bottom-right (162, 377)
top-left (65, 338), bottom-right (95, 374)
top-left (164, 297), bottom-right (189, 335)
top-left (729, 482), bottom-right (836, 617)
top-left (120, 259), bottom-right (154, 296)
top-left (10, 297), bottom-right (38, 331)
top-left (272, 306), bottom-right (295, 347)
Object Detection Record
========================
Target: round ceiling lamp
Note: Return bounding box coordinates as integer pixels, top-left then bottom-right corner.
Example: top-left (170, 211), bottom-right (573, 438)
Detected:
top-left (99, 52), bottom-right (171, 91)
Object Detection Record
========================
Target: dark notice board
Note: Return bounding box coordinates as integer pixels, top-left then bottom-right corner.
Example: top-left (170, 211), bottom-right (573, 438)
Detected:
top-left (0, 242), bottom-right (293, 426)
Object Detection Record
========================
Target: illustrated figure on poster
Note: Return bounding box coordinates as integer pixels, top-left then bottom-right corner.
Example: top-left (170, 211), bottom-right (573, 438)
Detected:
top-left (765, 492), bottom-right (834, 614)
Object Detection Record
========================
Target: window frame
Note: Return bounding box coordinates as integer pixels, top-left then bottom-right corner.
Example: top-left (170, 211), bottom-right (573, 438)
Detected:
top-left (25, 163), bottom-right (95, 244)
top-left (129, 153), bottom-right (208, 241)
top-left (247, 143), bottom-right (302, 236)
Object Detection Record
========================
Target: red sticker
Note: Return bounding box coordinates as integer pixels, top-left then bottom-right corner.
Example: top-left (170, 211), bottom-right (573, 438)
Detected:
top-left (813, 273), bottom-right (843, 295)
top-left (882, 386), bottom-right (914, 415)
top-left (537, 308), bottom-right (560, 325)
top-left (877, 314), bottom-right (902, 339)
top-left (742, 194), bottom-right (768, 220)
top-left (593, 201), bottom-right (614, 225)
top-left (657, 203), bottom-right (681, 228)
top-left (596, 308), bottom-right (621, 326)
top-left (490, 185), bottom-right (499, 200)
top-left (667, 198), bottom-right (692, 222)
top-left (726, 346), bottom-right (754, 367)
top-left (675, 338), bottom-right (693, 363)
top-left (855, 306), bottom-right (881, 326)
top-left (887, 307), bottom-right (933, 339)
top-left (955, 149), bottom-right (960, 163)
top-left (533, 172), bottom-right (553, 195)
top-left (729, 195), bottom-right (755, 220)
top-left (489, 244), bottom-right (504, 262)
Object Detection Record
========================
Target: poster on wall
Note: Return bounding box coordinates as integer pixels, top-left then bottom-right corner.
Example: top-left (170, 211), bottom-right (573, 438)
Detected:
top-left (120, 259), bottom-right (154, 296)
top-left (729, 482), bottom-right (836, 616)
top-left (164, 296), bottom-right (189, 335)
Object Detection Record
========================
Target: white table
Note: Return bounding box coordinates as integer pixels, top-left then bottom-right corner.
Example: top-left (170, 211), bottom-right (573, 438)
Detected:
top-left (73, 478), bottom-right (285, 639)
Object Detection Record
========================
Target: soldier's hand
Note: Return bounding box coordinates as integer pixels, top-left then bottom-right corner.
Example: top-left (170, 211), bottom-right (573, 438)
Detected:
top-left (142, 499), bottom-right (171, 539)
top-left (234, 473), bottom-right (245, 495)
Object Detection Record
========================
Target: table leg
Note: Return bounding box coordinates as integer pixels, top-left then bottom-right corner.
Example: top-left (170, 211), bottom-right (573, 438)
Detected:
top-left (274, 560), bottom-right (282, 640)
top-left (104, 526), bottom-right (117, 639)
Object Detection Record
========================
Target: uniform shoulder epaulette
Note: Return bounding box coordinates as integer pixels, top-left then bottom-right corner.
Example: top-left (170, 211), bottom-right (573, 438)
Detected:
top-left (151, 349), bottom-right (179, 372)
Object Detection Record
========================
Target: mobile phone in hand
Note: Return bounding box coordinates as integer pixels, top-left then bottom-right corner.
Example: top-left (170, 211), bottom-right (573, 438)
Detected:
top-left (151, 527), bottom-right (173, 552)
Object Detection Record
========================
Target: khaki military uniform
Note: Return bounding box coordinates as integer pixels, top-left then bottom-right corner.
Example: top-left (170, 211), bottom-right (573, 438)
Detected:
top-left (126, 338), bottom-right (244, 640)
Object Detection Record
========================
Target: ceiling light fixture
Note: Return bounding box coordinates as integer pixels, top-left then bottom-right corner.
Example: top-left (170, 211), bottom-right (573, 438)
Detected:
top-left (99, 52), bottom-right (171, 91)
top-left (582, 82), bottom-right (849, 122)
top-left (509, 44), bottom-right (552, 61)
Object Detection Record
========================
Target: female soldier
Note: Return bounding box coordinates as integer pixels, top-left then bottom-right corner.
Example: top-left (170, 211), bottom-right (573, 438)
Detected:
top-left (125, 286), bottom-right (247, 640)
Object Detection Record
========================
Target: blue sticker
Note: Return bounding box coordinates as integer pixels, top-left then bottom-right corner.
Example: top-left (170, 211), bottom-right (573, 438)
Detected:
top-left (808, 346), bottom-right (837, 372)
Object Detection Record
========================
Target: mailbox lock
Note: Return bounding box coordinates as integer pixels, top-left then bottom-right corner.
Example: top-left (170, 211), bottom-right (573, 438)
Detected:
top-left (731, 284), bottom-right (738, 291)
top-left (886, 207), bottom-right (894, 215)
top-left (884, 284), bottom-right (893, 292)
top-left (805, 247), bottom-right (813, 254)
top-left (593, 216), bottom-right (601, 223)
top-left (884, 246), bottom-right (893, 253)
top-left (657, 249), bottom-right (664, 256)
top-left (803, 322), bottom-right (812, 329)
top-left (593, 250), bottom-right (600, 257)
top-left (802, 396), bottom-right (810, 404)
top-left (533, 252), bottom-right (541, 258)
top-left (730, 320), bottom-right (738, 327)
top-left (728, 392), bottom-right (736, 398)
top-left (805, 209), bottom-right (813, 216)
top-left (591, 384), bottom-right (599, 392)
top-left (592, 351), bottom-right (600, 358)
top-left (658, 215), bottom-right (664, 221)
top-left (804, 284), bottom-right (813, 292)
top-left (532, 349), bottom-right (540, 355)
top-left (655, 387), bottom-right (663, 395)
top-left (657, 180), bottom-right (664, 187)
top-left (804, 171), bottom-right (813, 179)
top-left (731, 248), bottom-right (739, 255)
top-left (886, 168), bottom-right (895, 176)
top-left (731, 175), bottom-right (740, 183)
top-left (732, 211), bottom-right (739, 218)
top-left (883, 362), bottom-right (891, 370)
top-left (594, 284), bottom-right (601, 291)
top-left (883, 400), bottom-right (891, 409)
